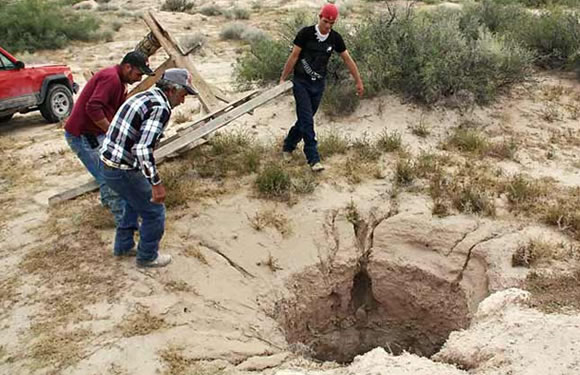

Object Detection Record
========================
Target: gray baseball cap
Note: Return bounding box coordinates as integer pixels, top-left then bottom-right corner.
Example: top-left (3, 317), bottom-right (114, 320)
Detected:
top-left (161, 68), bottom-right (197, 95)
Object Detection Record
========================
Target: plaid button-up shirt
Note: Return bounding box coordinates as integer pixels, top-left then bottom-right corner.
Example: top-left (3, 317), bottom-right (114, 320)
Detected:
top-left (100, 87), bottom-right (171, 185)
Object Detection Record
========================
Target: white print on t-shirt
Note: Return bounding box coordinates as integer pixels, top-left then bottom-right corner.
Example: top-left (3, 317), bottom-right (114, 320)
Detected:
top-left (315, 24), bottom-right (329, 42)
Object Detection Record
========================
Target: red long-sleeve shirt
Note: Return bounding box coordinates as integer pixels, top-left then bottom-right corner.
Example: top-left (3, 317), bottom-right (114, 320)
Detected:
top-left (65, 65), bottom-right (127, 136)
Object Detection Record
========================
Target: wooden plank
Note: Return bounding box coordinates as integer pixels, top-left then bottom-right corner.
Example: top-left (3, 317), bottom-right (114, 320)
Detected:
top-left (155, 81), bottom-right (292, 159)
top-left (143, 12), bottom-right (220, 112)
top-left (49, 180), bottom-right (98, 206)
top-left (48, 90), bottom-right (260, 205)
top-left (128, 58), bottom-right (176, 98)
top-left (159, 89), bottom-right (258, 146)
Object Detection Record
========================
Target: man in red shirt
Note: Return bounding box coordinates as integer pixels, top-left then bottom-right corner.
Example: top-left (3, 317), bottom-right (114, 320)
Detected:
top-left (64, 51), bottom-right (153, 232)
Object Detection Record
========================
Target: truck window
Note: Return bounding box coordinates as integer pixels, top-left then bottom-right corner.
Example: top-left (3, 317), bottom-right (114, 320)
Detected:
top-left (0, 53), bottom-right (15, 70)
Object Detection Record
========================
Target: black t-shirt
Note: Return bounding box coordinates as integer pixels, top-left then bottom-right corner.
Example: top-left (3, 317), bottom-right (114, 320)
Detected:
top-left (293, 25), bottom-right (346, 80)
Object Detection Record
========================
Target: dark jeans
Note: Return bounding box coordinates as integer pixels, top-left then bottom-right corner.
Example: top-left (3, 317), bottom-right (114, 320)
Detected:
top-left (101, 164), bottom-right (165, 263)
top-left (64, 131), bottom-right (124, 225)
top-left (283, 77), bottom-right (325, 165)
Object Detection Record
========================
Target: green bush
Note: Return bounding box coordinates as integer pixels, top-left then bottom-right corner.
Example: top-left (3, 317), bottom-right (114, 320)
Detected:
top-left (256, 163), bottom-right (292, 198)
top-left (235, 6), bottom-right (532, 111)
top-left (0, 0), bottom-right (101, 52)
top-left (161, 0), bottom-right (194, 12)
top-left (462, 1), bottom-right (580, 69)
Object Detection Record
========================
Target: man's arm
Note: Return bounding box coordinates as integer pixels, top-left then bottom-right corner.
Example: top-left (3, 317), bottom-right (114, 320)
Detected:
top-left (85, 75), bottom-right (119, 132)
top-left (134, 106), bottom-right (170, 203)
top-left (279, 46), bottom-right (302, 84)
top-left (340, 50), bottom-right (364, 97)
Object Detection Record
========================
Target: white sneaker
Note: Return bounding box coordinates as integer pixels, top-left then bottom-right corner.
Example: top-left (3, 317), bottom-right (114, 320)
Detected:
top-left (311, 162), bottom-right (325, 172)
top-left (137, 254), bottom-right (172, 268)
top-left (282, 151), bottom-right (293, 162)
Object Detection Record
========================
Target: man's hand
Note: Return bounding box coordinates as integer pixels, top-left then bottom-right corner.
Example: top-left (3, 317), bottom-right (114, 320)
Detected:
top-left (356, 80), bottom-right (364, 97)
top-left (151, 183), bottom-right (166, 204)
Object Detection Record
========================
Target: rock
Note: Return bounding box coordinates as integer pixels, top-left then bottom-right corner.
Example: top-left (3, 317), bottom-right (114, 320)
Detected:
top-left (236, 352), bottom-right (291, 371)
top-left (72, 0), bottom-right (98, 10)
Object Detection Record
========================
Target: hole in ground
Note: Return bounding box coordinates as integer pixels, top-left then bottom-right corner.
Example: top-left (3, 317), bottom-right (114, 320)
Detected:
top-left (277, 260), bottom-right (485, 363)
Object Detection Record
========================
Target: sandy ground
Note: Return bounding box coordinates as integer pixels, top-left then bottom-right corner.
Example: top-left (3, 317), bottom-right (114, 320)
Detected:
top-left (2, 1), bottom-right (580, 374)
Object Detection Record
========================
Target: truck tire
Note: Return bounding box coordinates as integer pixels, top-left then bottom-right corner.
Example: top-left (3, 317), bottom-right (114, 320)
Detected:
top-left (0, 114), bottom-right (13, 123)
top-left (39, 83), bottom-right (74, 123)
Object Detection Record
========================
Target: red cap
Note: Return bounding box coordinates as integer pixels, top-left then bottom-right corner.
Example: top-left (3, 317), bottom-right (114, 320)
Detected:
top-left (320, 3), bottom-right (339, 21)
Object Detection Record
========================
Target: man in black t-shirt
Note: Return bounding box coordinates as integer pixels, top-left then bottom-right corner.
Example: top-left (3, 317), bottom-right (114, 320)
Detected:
top-left (279, 3), bottom-right (364, 172)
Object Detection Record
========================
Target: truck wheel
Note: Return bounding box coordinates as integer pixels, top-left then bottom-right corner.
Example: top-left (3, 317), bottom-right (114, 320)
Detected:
top-left (40, 84), bottom-right (74, 123)
top-left (0, 114), bottom-right (13, 123)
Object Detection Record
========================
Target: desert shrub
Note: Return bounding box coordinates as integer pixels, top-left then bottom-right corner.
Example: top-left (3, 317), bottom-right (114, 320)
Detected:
top-left (318, 131), bottom-right (350, 158)
top-left (255, 163), bottom-right (292, 198)
top-left (462, 1), bottom-right (580, 69)
top-left (375, 130), bottom-right (402, 153)
top-left (220, 22), bottom-right (265, 42)
top-left (179, 32), bottom-right (207, 51)
top-left (320, 83), bottom-right (360, 116)
top-left (161, 0), bottom-right (194, 12)
top-left (224, 6), bottom-right (250, 20)
top-left (199, 3), bottom-right (222, 16)
top-left (0, 0), bottom-right (101, 52)
top-left (235, 6), bottom-right (532, 113)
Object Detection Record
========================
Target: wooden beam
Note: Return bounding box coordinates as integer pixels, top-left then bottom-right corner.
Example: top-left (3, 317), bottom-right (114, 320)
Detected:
top-left (143, 12), bottom-right (219, 112)
top-left (48, 89), bottom-right (263, 206)
top-left (155, 81), bottom-right (292, 159)
top-left (49, 180), bottom-right (98, 206)
top-left (128, 58), bottom-right (176, 98)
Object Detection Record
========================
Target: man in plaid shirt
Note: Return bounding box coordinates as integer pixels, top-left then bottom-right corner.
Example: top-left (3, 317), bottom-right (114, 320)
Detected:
top-left (100, 68), bottom-right (197, 268)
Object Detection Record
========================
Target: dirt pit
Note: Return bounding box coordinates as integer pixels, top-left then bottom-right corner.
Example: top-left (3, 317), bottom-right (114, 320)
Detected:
top-left (275, 212), bottom-right (486, 363)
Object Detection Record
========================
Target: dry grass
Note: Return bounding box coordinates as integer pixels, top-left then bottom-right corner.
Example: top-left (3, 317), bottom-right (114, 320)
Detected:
top-left (257, 252), bottom-right (283, 272)
top-left (375, 130), bottom-right (403, 152)
top-left (318, 130), bottom-right (349, 158)
top-left (164, 280), bottom-right (197, 293)
top-left (248, 208), bottom-right (292, 237)
top-left (159, 346), bottom-right (224, 375)
top-left (409, 118), bottom-right (430, 138)
top-left (182, 245), bottom-right (209, 265)
top-left (80, 204), bottom-right (116, 229)
top-left (526, 268), bottom-right (580, 313)
top-left (394, 158), bottom-right (416, 186)
top-left (119, 307), bottom-right (166, 337)
top-left (443, 127), bottom-right (488, 154)
top-left (29, 327), bottom-right (92, 370)
top-left (512, 239), bottom-right (576, 268)
top-left (540, 103), bottom-right (562, 123)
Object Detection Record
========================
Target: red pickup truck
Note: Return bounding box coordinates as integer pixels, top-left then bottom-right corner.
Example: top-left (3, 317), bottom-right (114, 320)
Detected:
top-left (0, 46), bottom-right (78, 123)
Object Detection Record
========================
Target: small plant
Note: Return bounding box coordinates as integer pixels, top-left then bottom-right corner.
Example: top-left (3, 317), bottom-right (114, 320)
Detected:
top-left (376, 130), bottom-right (402, 152)
top-left (540, 103), bottom-right (561, 123)
top-left (255, 163), bottom-right (292, 198)
top-left (410, 119), bottom-right (430, 138)
top-left (485, 138), bottom-right (517, 160)
top-left (451, 183), bottom-right (496, 216)
top-left (179, 32), bottom-right (206, 51)
top-left (445, 127), bottom-right (487, 153)
top-left (352, 134), bottom-right (381, 161)
top-left (220, 22), bottom-right (248, 40)
top-left (182, 246), bottom-right (208, 265)
top-left (248, 208), bottom-right (292, 237)
top-left (161, 0), bottom-right (194, 12)
top-left (395, 158), bottom-right (415, 186)
top-left (225, 6), bottom-right (250, 20)
top-left (199, 3), bottom-right (222, 16)
top-left (512, 239), bottom-right (560, 268)
top-left (318, 130), bottom-right (349, 158)
top-left (345, 200), bottom-right (361, 226)
top-left (320, 83), bottom-right (360, 116)
top-left (257, 252), bottom-right (283, 272)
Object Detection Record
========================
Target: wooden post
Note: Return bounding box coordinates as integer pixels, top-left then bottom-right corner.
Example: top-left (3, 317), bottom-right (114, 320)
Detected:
top-left (142, 12), bottom-right (220, 113)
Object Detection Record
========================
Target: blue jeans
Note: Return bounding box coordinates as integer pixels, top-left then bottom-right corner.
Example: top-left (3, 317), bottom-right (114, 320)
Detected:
top-left (283, 77), bottom-right (325, 165)
top-left (64, 131), bottom-right (124, 225)
top-left (101, 164), bottom-right (165, 263)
